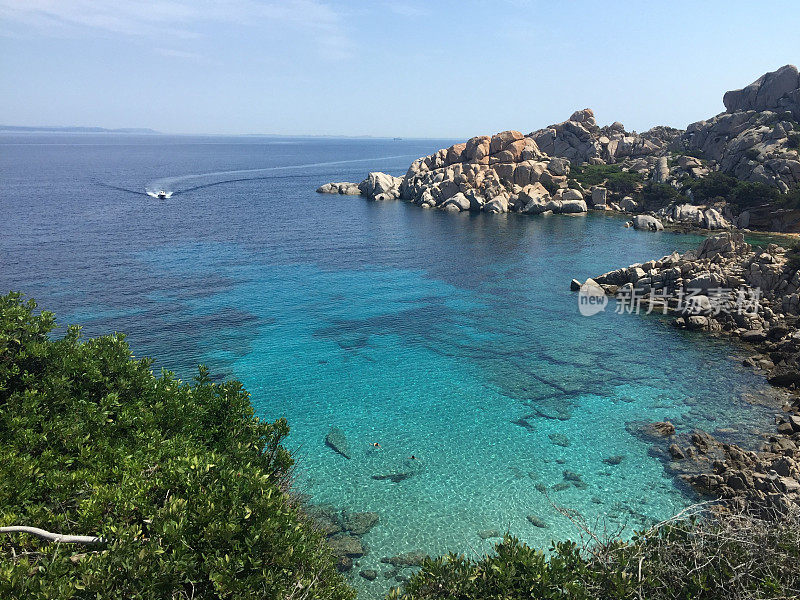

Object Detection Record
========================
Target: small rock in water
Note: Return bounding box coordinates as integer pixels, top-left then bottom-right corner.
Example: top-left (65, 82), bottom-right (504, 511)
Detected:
top-left (372, 472), bottom-right (413, 483)
top-left (336, 556), bottom-right (353, 573)
top-left (511, 417), bottom-right (536, 432)
top-left (478, 529), bottom-right (502, 540)
top-left (552, 482), bottom-right (571, 492)
top-left (343, 511), bottom-right (380, 535)
top-left (328, 534), bottom-right (365, 558)
top-left (549, 433), bottom-right (570, 447)
top-left (325, 427), bottom-right (351, 459)
top-left (534, 406), bottom-right (572, 421)
top-left (602, 455), bottom-right (625, 466)
top-left (563, 470), bottom-right (582, 482)
top-left (527, 514), bottom-right (549, 528)
top-left (360, 569), bottom-right (378, 581)
top-left (534, 483), bottom-right (547, 494)
top-left (591, 496), bottom-right (603, 504)
top-left (527, 471), bottom-right (539, 480)
top-left (509, 466), bottom-right (525, 479)
top-left (381, 551), bottom-right (427, 567)
top-left (555, 458), bottom-right (567, 464)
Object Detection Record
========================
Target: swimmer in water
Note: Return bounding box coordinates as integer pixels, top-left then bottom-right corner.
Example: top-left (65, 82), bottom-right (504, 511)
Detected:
top-left (371, 442), bottom-right (381, 448)
top-left (408, 455), bottom-right (418, 460)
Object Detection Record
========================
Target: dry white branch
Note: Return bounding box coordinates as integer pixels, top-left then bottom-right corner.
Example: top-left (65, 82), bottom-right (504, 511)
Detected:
top-left (0, 526), bottom-right (106, 544)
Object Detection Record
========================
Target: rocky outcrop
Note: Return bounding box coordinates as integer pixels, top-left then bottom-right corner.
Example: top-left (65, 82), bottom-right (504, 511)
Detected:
top-left (676, 65), bottom-right (800, 193)
top-left (317, 65), bottom-right (800, 231)
top-left (583, 232), bottom-right (800, 511)
top-left (316, 130), bottom-right (588, 215)
top-left (631, 215), bottom-right (664, 231)
top-left (398, 129), bottom-right (584, 214)
top-left (529, 109), bottom-right (680, 165)
top-left (723, 64), bottom-right (800, 116)
top-left (655, 203), bottom-right (731, 230)
top-left (644, 419), bottom-right (800, 514)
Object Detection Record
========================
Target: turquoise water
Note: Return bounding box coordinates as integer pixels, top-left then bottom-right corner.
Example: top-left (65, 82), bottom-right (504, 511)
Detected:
top-left (0, 134), bottom-right (782, 597)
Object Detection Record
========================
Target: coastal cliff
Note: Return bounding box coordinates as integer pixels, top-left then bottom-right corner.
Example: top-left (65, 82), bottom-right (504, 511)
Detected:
top-left (318, 64), bottom-right (800, 232)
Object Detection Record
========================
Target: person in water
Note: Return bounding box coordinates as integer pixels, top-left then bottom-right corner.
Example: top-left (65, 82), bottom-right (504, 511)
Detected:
top-left (371, 442), bottom-right (381, 448)
top-left (408, 455), bottom-right (418, 460)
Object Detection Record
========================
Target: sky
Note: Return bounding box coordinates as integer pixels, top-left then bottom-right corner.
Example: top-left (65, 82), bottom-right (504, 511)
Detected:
top-left (1, 0), bottom-right (799, 138)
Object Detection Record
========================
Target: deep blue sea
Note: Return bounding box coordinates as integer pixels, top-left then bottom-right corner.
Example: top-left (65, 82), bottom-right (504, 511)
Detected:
top-left (0, 133), bottom-right (784, 597)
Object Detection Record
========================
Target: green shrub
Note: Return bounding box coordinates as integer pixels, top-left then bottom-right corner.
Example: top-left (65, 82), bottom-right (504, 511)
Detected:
top-left (391, 509), bottom-right (800, 600)
top-left (640, 182), bottom-right (687, 208)
top-left (671, 148), bottom-right (706, 160)
top-left (682, 171), bottom-right (780, 208)
top-left (0, 293), bottom-right (354, 600)
top-left (571, 164), bottom-right (643, 195)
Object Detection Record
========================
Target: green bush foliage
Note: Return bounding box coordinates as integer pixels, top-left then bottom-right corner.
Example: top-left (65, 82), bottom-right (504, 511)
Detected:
top-left (683, 171), bottom-right (780, 208)
top-left (571, 164), bottom-right (643, 195)
top-left (391, 510), bottom-right (800, 600)
top-left (0, 293), bottom-right (354, 600)
top-left (639, 182), bottom-right (687, 208)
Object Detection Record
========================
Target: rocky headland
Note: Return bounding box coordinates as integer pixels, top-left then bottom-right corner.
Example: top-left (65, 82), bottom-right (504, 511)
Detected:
top-left (575, 230), bottom-right (800, 512)
top-left (318, 64), bottom-right (800, 233)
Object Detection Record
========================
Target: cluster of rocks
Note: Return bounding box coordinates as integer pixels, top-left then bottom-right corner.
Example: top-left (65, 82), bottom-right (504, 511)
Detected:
top-left (319, 127), bottom-right (590, 215)
top-left (633, 416), bottom-right (800, 515)
top-left (576, 232), bottom-right (800, 510)
top-left (529, 108), bottom-right (681, 166)
top-left (304, 503), bottom-right (380, 575)
top-left (318, 65), bottom-right (800, 232)
top-left (581, 231), bottom-right (793, 337)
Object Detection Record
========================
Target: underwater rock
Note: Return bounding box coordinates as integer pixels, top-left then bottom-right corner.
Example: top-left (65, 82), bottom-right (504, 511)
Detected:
top-left (527, 514), bottom-right (549, 528)
top-left (344, 511), bottom-right (379, 535)
top-left (533, 405), bottom-right (573, 421)
top-left (336, 556), bottom-right (353, 573)
top-left (549, 432), bottom-right (571, 447)
top-left (325, 427), bottom-right (351, 459)
top-left (381, 551), bottom-right (428, 567)
top-left (372, 472), bottom-right (413, 483)
top-left (360, 569), bottom-right (378, 581)
top-left (478, 529), bottom-right (502, 539)
top-left (628, 421), bottom-right (676, 442)
top-left (511, 416), bottom-right (536, 432)
top-left (602, 455), bottom-right (626, 466)
top-left (552, 482), bottom-right (571, 492)
top-left (305, 503), bottom-right (343, 536)
top-left (328, 533), bottom-right (365, 558)
top-left (534, 483), bottom-right (547, 494)
top-left (563, 470), bottom-right (582, 482)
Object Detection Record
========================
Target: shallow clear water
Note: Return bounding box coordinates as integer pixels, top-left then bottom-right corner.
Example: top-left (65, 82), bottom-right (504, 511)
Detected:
top-left (0, 134), bottom-right (783, 597)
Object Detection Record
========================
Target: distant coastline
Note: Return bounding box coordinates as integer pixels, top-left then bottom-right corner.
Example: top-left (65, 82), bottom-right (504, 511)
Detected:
top-left (0, 125), bottom-right (160, 134)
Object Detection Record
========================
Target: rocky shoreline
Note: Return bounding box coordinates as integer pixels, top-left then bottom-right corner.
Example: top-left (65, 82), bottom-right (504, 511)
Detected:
top-left (574, 231), bottom-right (800, 512)
top-left (318, 65), bottom-right (800, 234)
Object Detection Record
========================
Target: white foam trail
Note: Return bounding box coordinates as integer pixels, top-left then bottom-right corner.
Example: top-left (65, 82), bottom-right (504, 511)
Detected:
top-left (144, 154), bottom-right (416, 195)
top-left (145, 190), bottom-right (173, 198)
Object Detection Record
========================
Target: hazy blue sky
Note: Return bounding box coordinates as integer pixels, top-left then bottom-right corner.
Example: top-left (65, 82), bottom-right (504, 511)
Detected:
top-left (1, 1), bottom-right (799, 137)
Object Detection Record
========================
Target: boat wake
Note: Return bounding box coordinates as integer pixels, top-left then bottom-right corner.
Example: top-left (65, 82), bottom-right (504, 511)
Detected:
top-left (142, 154), bottom-right (415, 198)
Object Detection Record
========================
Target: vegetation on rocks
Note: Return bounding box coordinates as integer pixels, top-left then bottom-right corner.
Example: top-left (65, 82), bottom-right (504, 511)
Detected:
top-left (0, 293), bottom-right (354, 600)
top-left (570, 164), bottom-right (643, 195)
